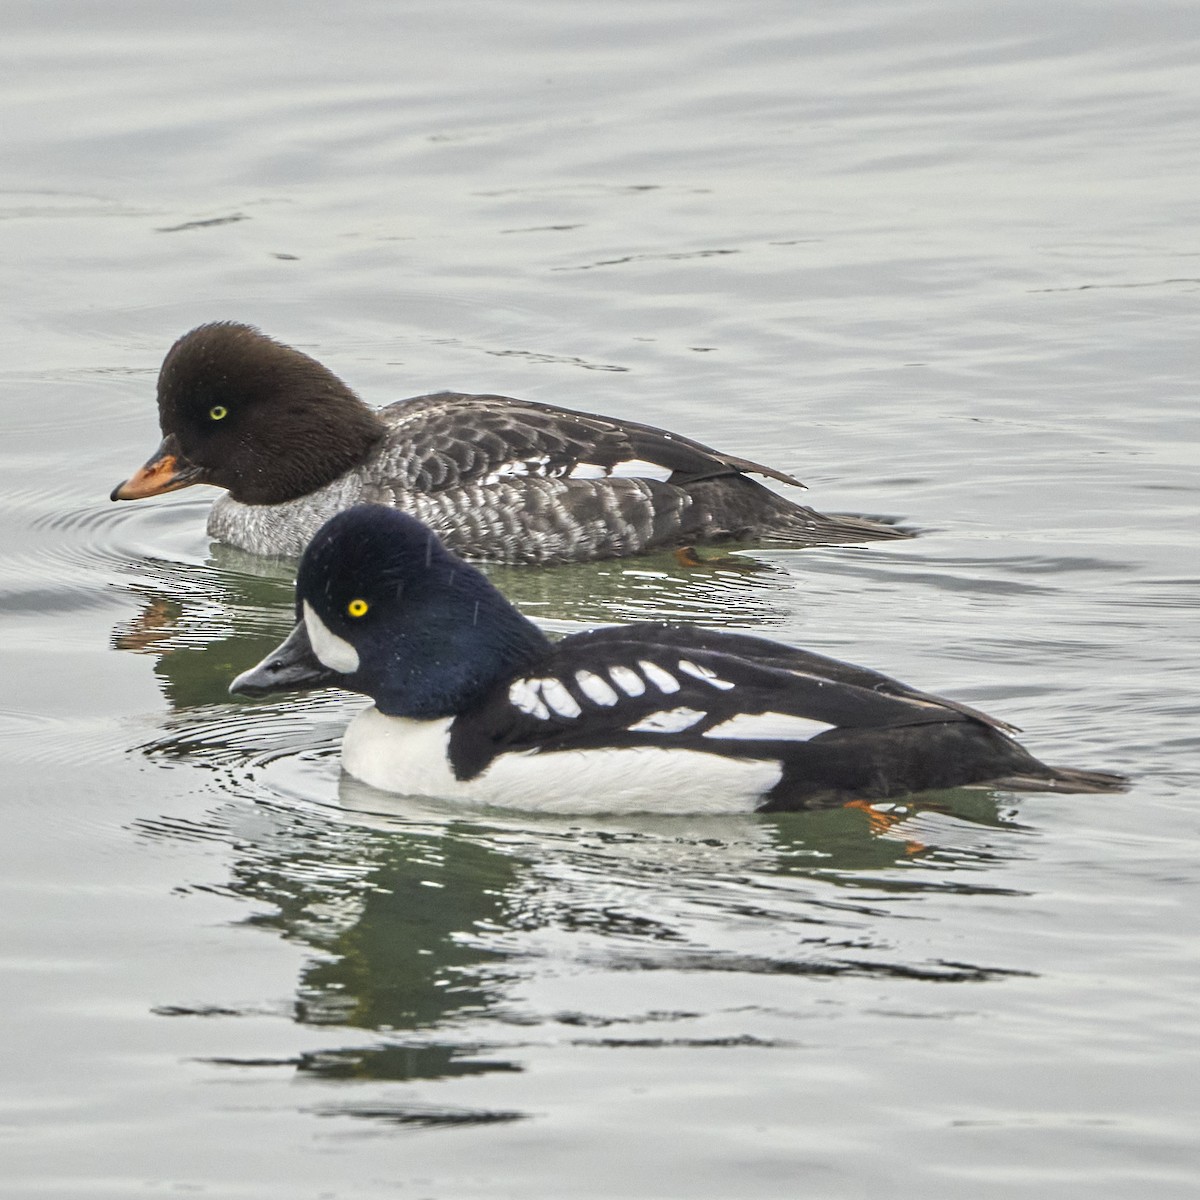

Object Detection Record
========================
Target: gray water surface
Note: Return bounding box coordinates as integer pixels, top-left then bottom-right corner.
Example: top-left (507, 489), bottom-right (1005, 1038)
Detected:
top-left (1, 2), bottom-right (1197, 1197)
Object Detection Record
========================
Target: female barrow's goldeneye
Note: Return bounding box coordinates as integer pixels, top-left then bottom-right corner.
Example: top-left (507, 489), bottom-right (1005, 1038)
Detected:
top-left (229, 505), bottom-right (1126, 814)
top-left (110, 321), bottom-right (910, 564)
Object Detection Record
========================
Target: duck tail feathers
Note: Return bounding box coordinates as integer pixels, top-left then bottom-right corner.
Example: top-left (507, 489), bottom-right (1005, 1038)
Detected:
top-left (990, 766), bottom-right (1130, 795)
top-left (761, 505), bottom-right (915, 547)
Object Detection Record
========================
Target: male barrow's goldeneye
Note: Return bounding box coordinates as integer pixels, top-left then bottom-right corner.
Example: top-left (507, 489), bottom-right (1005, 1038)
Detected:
top-left (229, 505), bottom-right (1125, 814)
top-left (110, 321), bottom-right (910, 564)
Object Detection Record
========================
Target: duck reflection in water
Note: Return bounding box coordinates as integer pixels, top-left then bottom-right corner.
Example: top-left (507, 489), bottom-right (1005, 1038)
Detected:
top-left (136, 786), bottom-right (1031, 1121)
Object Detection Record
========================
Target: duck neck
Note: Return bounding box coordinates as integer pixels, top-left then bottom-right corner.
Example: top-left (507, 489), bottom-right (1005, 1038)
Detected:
top-left (250, 395), bottom-right (388, 504)
top-left (373, 602), bottom-right (553, 720)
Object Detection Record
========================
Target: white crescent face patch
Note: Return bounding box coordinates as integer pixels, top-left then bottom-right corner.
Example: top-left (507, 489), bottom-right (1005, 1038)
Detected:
top-left (303, 600), bottom-right (360, 674)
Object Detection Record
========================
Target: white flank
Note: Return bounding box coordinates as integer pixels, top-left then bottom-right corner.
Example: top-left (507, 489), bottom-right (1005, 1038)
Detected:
top-left (638, 660), bottom-right (680, 694)
top-left (608, 665), bottom-right (646, 697)
top-left (303, 600), bottom-right (360, 674)
top-left (340, 707), bottom-right (782, 815)
top-left (508, 678), bottom-right (550, 719)
top-left (703, 712), bottom-right (832, 741)
top-left (627, 707), bottom-right (706, 734)
top-left (677, 659), bottom-right (736, 690)
top-left (575, 670), bottom-right (619, 706)
top-left (539, 677), bottom-right (582, 719)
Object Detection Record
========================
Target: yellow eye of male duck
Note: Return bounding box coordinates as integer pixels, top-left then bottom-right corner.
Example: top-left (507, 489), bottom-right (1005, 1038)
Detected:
top-left (347, 598), bottom-right (369, 618)
top-left (209, 404), bottom-right (228, 421)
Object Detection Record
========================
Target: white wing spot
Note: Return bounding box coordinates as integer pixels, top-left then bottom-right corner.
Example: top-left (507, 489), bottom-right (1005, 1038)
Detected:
top-left (563, 463), bottom-right (605, 480)
top-left (482, 456), bottom-right (552, 485)
top-left (638, 660), bottom-right (680, 694)
top-left (575, 670), bottom-right (619, 707)
top-left (508, 678), bottom-right (550, 720)
top-left (677, 659), bottom-right (736, 691)
top-left (499, 456), bottom-right (551, 477)
top-left (704, 712), bottom-right (833, 741)
top-left (608, 665), bottom-right (646, 697)
top-left (568, 459), bottom-right (673, 482)
top-left (303, 601), bottom-right (360, 674)
top-left (628, 708), bottom-right (706, 734)
top-left (540, 677), bottom-right (582, 719)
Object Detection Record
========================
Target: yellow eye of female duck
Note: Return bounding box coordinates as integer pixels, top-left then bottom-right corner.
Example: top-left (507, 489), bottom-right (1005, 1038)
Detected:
top-left (347, 598), bottom-right (369, 618)
top-left (209, 404), bottom-right (228, 421)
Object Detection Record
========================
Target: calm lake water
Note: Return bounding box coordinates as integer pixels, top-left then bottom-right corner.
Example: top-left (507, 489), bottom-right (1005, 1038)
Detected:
top-left (1, 1), bottom-right (1198, 1196)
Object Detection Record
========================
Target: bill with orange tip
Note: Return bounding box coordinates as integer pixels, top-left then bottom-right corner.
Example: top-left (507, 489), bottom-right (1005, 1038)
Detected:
top-left (111, 433), bottom-right (207, 500)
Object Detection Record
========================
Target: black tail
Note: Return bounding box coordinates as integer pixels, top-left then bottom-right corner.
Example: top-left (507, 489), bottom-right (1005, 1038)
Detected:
top-left (988, 766), bottom-right (1130, 795)
top-left (684, 475), bottom-right (914, 549)
top-left (759, 504), bottom-right (914, 547)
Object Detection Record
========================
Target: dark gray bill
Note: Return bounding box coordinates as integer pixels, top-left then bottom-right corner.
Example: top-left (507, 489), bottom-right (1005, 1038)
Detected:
top-left (230, 620), bottom-right (341, 697)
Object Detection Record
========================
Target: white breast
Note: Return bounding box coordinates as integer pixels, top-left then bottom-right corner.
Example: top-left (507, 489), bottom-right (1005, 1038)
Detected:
top-left (339, 707), bottom-right (783, 815)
